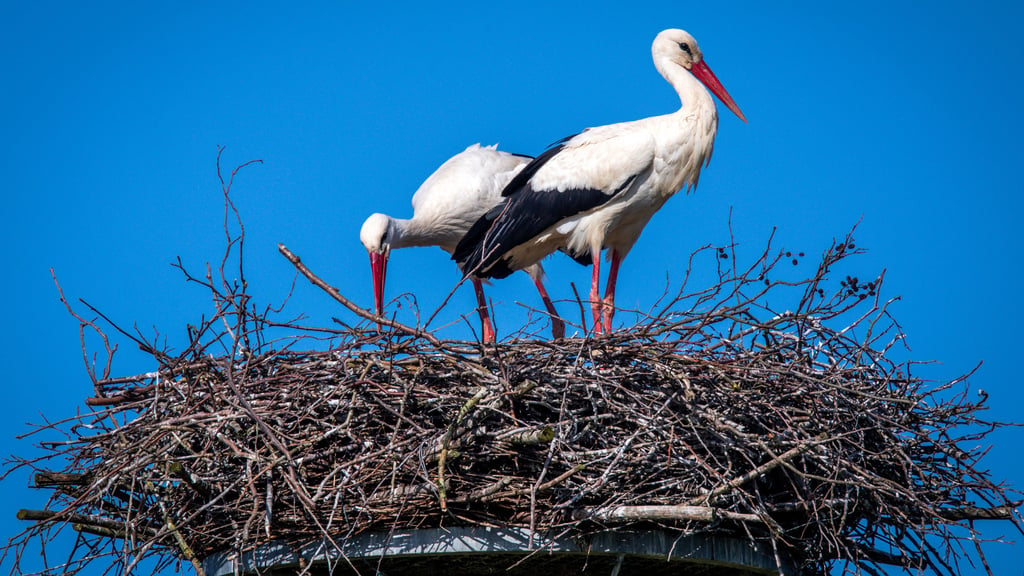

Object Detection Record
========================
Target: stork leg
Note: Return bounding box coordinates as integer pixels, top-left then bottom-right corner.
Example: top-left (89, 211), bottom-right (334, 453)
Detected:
top-left (590, 250), bottom-right (604, 335)
top-left (530, 276), bottom-right (565, 339)
top-left (601, 249), bottom-right (623, 334)
top-left (471, 277), bottom-right (496, 344)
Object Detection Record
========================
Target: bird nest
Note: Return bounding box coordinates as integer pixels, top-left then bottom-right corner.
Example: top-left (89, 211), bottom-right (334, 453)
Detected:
top-left (3, 168), bottom-right (1020, 576)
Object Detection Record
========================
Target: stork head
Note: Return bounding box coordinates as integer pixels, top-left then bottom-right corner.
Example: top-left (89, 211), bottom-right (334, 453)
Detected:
top-left (359, 213), bottom-right (392, 316)
top-left (653, 29), bottom-right (747, 123)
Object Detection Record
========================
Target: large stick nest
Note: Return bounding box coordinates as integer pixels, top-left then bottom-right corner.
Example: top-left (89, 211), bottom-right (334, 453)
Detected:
top-left (3, 164), bottom-right (1020, 576)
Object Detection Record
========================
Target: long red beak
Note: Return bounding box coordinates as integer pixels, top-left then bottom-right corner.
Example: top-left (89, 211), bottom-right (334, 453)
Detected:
top-left (691, 60), bottom-right (747, 123)
top-left (369, 250), bottom-right (388, 316)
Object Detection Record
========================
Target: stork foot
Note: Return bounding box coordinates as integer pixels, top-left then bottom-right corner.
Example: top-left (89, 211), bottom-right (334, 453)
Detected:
top-left (590, 306), bottom-right (604, 336)
top-left (482, 323), bottom-right (496, 344)
top-left (472, 277), bottom-right (497, 344)
top-left (602, 297), bottom-right (615, 334)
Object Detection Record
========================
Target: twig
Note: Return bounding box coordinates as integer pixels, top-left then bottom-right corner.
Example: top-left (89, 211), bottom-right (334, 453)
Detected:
top-left (278, 243), bottom-right (445, 348)
top-left (687, 437), bottom-right (825, 506)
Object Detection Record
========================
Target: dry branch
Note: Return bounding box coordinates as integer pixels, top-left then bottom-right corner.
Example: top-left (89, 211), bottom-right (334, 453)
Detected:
top-left (573, 504), bottom-right (763, 524)
top-left (278, 243), bottom-right (447, 349)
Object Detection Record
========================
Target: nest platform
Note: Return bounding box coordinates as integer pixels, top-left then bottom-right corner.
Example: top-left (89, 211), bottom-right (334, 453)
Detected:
top-left (4, 230), bottom-right (1021, 576)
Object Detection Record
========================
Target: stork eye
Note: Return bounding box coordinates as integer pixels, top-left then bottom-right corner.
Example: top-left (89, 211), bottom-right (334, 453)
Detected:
top-left (678, 42), bottom-right (692, 56)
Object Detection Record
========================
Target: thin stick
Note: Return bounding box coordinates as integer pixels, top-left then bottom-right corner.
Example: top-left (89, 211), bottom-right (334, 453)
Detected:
top-left (278, 243), bottom-right (445, 348)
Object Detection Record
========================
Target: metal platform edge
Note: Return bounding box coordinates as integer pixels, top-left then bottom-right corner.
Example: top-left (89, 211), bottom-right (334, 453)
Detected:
top-left (202, 526), bottom-right (792, 575)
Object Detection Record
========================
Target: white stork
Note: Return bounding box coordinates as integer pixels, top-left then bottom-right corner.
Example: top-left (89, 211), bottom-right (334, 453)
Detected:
top-left (359, 144), bottom-right (565, 342)
top-left (454, 29), bottom-right (746, 334)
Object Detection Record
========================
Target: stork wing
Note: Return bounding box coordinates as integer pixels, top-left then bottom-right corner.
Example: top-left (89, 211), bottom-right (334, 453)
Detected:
top-left (454, 126), bottom-right (655, 278)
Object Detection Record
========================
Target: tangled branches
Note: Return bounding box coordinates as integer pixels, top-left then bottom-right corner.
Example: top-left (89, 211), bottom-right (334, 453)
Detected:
top-left (2, 160), bottom-right (1019, 576)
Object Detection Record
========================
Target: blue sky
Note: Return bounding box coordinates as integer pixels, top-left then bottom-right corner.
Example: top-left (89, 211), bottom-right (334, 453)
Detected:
top-left (2, 1), bottom-right (1022, 573)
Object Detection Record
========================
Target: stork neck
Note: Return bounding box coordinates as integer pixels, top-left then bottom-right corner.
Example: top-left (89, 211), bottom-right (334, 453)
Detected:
top-left (384, 217), bottom-right (411, 250)
top-left (657, 58), bottom-right (716, 117)
top-left (387, 217), bottom-right (437, 250)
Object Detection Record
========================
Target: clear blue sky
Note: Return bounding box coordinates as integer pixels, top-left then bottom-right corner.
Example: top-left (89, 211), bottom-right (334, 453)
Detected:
top-left (2, 2), bottom-right (1022, 574)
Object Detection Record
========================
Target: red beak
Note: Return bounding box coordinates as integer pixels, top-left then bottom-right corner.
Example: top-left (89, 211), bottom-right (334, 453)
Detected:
top-left (690, 60), bottom-right (747, 123)
top-left (369, 250), bottom-right (388, 316)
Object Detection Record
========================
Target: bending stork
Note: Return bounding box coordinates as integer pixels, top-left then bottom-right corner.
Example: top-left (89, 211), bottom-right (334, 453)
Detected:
top-left (360, 144), bottom-right (565, 342)
top-left (454, 29), bottom-right (746, 334)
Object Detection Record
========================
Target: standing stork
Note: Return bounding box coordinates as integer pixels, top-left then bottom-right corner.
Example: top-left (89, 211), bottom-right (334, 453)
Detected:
top-left (360, 144), bottom-right (565, 342)
top-left (454, 29), bottom-right (746, 334)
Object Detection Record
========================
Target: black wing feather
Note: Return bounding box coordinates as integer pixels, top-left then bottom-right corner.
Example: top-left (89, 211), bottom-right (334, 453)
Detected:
top-left (454, 134), bottom-right (620, 279)
top-left (455, 184), bottom-right (610, 278)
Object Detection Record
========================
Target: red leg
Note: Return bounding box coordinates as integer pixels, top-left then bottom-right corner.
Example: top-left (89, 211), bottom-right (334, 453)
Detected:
top-left (471, 277), bottom-right (496, 343)
top-left (602, 250), bottom-right (622, 334)
top-left (531, 275), bottom-right (565, 339)
top-left (590, 250), bottom-right (603, 335)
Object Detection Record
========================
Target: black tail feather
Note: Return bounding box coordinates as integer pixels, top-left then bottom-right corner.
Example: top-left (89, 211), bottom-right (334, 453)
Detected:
top-left (453, 200), bottom-right (509, 279)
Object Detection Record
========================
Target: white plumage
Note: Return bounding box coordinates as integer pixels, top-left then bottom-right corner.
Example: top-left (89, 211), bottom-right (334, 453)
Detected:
top-left (454, 29), bottom-right (746, 334)
top-left (360, 144), bottom-right (565, 342)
